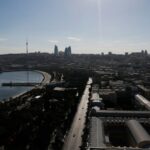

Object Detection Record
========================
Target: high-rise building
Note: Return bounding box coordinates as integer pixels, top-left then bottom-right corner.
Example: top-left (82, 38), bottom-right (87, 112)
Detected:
top-left (108, 51), bottom-right (112, 55)
top-left (145, 50), bottom-right (148, 55)
top-left (68, 46), bottom-right (71, 55)
top-left (125, 52), bottom-right (128, 56)
top-left (64, 46), bottom-right (72, 56)
top-left (54, 45), bottom-right (59, 56)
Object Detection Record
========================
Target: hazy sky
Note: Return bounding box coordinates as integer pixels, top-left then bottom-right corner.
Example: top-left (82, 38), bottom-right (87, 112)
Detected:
top-left (0, 0), bottom-right (150, 54)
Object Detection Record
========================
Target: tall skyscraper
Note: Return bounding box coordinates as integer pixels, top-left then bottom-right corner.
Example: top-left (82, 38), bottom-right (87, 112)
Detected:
top-left (64, 46), bottom-right (71, 56)
top-left (54, 45), bottom-right (59, 56)
top-left (68, 46), bottom-right (71, 56)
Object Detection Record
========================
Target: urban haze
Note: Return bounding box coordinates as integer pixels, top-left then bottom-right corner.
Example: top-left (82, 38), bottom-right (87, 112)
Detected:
top-left (0, 0), bottom-right (150, 150)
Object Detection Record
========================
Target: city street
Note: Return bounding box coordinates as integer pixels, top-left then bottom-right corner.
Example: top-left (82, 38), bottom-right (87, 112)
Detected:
top-left (62, 78), bottom-right (92, 150)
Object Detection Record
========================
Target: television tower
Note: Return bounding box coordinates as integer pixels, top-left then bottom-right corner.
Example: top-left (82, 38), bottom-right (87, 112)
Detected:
top-left (26, 39), bottom-right (28, 54)
top-left (26, 39), bottom-right (29, 83)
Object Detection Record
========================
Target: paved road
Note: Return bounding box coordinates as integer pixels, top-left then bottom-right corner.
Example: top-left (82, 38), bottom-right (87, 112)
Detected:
top-left (62, 78), bottom-right (92, 150)
top-left (35, 70), bottom-right (51, 85)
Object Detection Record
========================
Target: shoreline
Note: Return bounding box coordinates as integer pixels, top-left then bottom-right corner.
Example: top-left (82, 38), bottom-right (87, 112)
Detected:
top-left (0, 70), bottom-right (51, 101)
top-left (34, 70), bottom-right (46, 84)
top-left (34, 70), bottom-right (51, 84)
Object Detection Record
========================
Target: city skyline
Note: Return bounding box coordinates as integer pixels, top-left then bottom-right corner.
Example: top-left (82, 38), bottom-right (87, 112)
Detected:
top-left (0, 0), bottom-right (150, 54)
